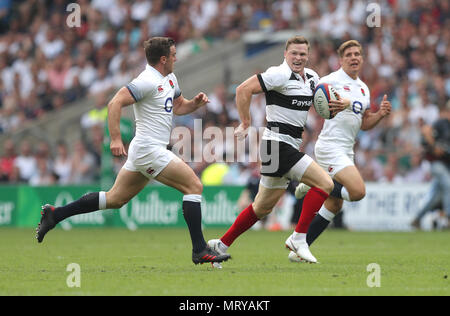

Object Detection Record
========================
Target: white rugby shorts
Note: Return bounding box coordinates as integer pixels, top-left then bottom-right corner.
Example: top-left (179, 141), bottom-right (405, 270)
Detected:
top-left (314, 142), bottom-right (354, 178)
top-left (123, 138), bottom-right (179, 179)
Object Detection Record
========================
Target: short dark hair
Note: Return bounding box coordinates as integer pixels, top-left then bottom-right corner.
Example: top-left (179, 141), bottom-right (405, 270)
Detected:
top-left (143, 37), bottom-right (175, 66)
top-left (285, 35), bottom-right (310, 51)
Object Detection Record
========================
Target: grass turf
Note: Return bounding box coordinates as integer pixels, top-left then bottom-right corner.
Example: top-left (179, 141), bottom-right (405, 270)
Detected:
top-left (0, 227), bottom-right (448, 296)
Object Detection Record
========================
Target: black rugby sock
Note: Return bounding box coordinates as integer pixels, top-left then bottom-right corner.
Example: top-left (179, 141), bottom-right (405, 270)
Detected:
top-left (54, 192), bottom-right (100, 223)
top-left (306, 214), bottom-right (330, 246)
top-left (182, 200), bottom-right (207, 253)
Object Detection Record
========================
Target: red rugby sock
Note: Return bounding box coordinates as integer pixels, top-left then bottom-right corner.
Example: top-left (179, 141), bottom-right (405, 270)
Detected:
top-left (221, 204), bottom-right (259, 247)
top-left (295, 187), bottom-right (329, 234)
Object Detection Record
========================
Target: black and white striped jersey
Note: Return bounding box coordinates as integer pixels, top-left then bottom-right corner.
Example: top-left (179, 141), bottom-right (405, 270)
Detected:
top-left (257, 60), bottom-right (319, 149)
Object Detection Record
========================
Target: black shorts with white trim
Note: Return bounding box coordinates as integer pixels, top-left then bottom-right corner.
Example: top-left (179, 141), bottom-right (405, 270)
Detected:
top-left (260, 139), bottom-right (305, 178)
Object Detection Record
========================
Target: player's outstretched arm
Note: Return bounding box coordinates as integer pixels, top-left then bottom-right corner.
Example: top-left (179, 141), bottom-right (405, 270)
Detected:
top-left (173, 92), bottom-right (209, 115)
top-left (107, 87), bottom-right (135, 156)
top-left (361, 94), bottom-right (391, 130)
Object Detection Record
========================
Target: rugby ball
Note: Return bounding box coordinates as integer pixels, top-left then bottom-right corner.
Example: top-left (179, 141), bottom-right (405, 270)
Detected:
top-left (313, 83), bottom-right (338, 119)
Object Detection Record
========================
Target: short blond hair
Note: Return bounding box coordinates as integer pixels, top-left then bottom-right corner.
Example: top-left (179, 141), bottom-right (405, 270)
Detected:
top-left (337, 40), bottom-right (363, 57)
top-left (285, 35), bottom-right (310, 51)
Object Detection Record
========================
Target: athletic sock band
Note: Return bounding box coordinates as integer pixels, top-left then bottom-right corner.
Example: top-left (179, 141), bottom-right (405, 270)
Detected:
top-left (99, 191), bottom-right (107, 210)
top-left (318, 206), bottom-right (335, 222)
top-left (183, 194), bottom-right (202, 203)
top-left (341, 187), bottom-right (350, 201)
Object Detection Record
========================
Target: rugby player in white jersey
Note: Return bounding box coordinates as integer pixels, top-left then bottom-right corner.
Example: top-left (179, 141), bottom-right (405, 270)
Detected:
top-left (290, 40), bottom-right (392, 261)
top-left (36, 37), bottom-right (230, 265)
top-left (208, 36), bottom-right (348, 264)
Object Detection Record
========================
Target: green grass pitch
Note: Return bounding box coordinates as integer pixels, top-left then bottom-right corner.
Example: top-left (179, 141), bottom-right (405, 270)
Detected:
top-left (0, 228), bottom-right (448, 296)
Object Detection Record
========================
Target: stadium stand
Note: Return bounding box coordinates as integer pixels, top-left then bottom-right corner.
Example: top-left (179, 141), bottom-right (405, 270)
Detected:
top-left (0, 0), bottom-right (448, 199)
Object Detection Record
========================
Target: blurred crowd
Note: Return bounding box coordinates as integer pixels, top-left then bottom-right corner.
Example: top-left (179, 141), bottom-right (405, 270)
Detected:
top-left (0, 0), bottom-right (449, 187)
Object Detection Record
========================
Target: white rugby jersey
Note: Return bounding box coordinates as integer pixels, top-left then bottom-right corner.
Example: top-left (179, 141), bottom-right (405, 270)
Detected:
top-left (126, 65), bottom-right (181, 146)
top-left (316, 68), bottom-right (371, 152)
top-left (257, 60), bottom-right (319, 149)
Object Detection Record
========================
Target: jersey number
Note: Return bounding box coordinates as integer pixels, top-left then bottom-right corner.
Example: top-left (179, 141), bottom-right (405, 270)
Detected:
top-left (165, 97), bottom-right (173, 113)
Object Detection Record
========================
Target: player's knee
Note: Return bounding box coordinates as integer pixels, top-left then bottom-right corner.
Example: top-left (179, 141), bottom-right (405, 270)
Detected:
top-left (317, 177), bottom-right (334, 195)
top-left (185, 178), bottom-right (203, 195)
top-left (350, 187), bottom-right (366, 201)
top-left (105, 192), bottom-right (129, 209)
top-left (252, 205), bottom-right (271, 218)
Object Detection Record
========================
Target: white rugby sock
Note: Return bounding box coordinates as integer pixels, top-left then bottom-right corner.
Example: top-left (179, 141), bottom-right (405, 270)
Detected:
top-left (318, 205), bottom-right (335, 221)
top-left (292, 232), bottom-right (306, 241)
top-left (183, 194), bottom-right (203, 203)
top-left (99, 191), bottom-right (107, 210)
top-left (341, 187), bottom-right (351, 201)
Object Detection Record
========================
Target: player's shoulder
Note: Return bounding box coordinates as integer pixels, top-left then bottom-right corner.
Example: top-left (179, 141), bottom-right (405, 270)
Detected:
top-left (259, 62), bottom-right (292, 88)
top-left (318, 69), bottom-right (340, 84)
top-left (264, 62), bottom-right (291, 79)
top-left (132, 66), bottom-right (156, 84)
top-left (127, 66), bottom-right (159, 99)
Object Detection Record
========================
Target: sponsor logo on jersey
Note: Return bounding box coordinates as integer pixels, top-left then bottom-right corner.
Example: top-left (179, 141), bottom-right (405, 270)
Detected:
top-left (344, 85), bottom-right (350, 92)
top-left (291, 99), bottom-right (312, 107)
top-left (157, 85), bottom-right (164, 93)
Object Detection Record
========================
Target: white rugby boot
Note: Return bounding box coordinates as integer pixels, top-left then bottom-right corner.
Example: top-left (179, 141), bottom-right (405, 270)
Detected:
top-left (294, 183), bottom-right (311, 199)
top-left (207, 239), bottom-right (230, 269)
top-left (288, 251), bottom-right (305, 263)
top-left (285, 233), bottom-right (318, 263)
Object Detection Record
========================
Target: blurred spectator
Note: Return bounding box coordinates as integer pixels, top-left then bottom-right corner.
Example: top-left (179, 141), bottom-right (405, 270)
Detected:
top-left (70, 140), bottom-right (98, 184)
top-left (13, 140), bottom-right (36, 182)
top-left (206, 83), bottom-right (227, 115)
top-left (81, 92), bottom-right (108, 129)
top-left (29, 156), bottom-right (57, 186)
top-left (404, 151), bottom-right (431, 182)
top-left (88, 64), bottom-right (114, 96)
top-left (0, 0), bottom-right (448, 191)
top-left (0, 138), bottom-right (16, 182)
top-left (411, 103), bottom-right (450, 229)
top-left (131, 0), bottom-right (152, 22)
top-left (53, 140), bottom-right (72, 185)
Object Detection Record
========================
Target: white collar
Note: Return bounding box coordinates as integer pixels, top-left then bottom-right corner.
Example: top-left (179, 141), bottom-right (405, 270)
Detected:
top-left (338, 67), bottom-right (359, 82)
top-left (146, 64), bottom-right (165, 78)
